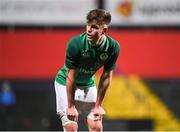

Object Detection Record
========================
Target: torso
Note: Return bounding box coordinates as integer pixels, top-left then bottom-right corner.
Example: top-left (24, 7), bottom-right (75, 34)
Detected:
top-left (55, 32), bottom-right (120, 87)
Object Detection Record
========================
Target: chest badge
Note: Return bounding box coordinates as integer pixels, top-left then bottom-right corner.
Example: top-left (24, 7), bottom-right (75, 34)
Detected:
top-left (82, 51), bottom-right (90, 58)
top-left (100, 53), bottom-right (108, 61)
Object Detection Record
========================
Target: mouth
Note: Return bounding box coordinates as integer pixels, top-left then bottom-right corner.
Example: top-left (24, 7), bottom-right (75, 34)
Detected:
top-left (87, 33), bottom-right (93, 41)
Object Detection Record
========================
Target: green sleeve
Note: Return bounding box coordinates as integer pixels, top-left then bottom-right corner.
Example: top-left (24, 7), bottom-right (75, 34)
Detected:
top-left (65, 37), bottom-right (80, 69)
top-left (104, 42), bottom-right (120, 71)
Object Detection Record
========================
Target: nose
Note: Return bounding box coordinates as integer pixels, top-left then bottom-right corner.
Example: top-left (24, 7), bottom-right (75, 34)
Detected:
top-left (87, 25), bottom-right (92, 33)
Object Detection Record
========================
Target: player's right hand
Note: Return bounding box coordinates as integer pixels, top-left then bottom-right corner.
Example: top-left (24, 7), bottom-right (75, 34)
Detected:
top-left (66, 106), bottom-right (78, 122)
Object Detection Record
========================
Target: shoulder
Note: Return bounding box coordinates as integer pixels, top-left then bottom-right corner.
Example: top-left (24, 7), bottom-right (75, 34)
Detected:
top-left (67, 33), bottom-right (82, 49)
top-left (68, 32), bottom-right (86, 46)
top-left (66, 33), bottom-right (86, 54)
top-left (106, 35), bottom-right (120, 52)
top-left (69, 34), bottom-right (81, 43)
top-left (69, 32), bottom-right (86, 41)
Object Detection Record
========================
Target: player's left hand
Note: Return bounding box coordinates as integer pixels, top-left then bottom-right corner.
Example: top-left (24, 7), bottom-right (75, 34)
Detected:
top-left (92, 106), bottom-right (105, 121)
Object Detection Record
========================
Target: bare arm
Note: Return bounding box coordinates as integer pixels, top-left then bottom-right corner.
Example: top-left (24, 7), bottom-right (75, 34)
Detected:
top-left (96, 69), bottom-right (112, 107)
top-left (66, 68), bottom-right (78, 121)
top-left (66, 68), bottom-right (77, 107)
top-left (92, 69), bottom-right (112, 120)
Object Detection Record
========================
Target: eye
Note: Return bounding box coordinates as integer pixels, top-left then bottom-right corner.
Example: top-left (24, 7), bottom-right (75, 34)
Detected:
top-left (91, 25), bottom-right (99, 29)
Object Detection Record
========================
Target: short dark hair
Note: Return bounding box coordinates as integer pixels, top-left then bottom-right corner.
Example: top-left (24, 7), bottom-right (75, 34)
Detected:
top-left (86, 9), bottom-right (111, 25)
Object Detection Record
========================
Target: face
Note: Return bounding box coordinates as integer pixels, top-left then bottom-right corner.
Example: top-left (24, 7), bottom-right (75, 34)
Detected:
top-left (86, 20), bottom-right (107, 45)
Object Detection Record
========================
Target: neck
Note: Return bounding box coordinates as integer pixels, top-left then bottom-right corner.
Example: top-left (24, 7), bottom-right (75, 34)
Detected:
top-left (91, 35), bottom-right (105, 47)
top-left (96, 35), bottom-right (105, 45)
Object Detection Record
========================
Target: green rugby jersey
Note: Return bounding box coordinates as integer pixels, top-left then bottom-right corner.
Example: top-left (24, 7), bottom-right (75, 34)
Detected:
top-left (55, 32), bottom-right (120, 87)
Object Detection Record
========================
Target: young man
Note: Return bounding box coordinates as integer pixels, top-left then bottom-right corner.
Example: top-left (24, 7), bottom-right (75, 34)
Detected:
top-left (54, 9), bottom-right (120, 131)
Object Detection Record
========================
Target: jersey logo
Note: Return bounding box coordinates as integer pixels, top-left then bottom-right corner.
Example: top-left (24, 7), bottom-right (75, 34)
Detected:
top-left (82, 51), bottom-right (90, 58)
top-left (100, 53), bottom-right (108, 61)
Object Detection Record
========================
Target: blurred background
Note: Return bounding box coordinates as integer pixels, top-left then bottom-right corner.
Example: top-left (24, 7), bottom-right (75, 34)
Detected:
top-left (0, 0), bottom-right (180, 131)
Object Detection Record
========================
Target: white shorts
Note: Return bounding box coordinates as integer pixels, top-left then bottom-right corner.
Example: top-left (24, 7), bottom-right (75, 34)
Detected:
top-left (54, 81), bottom-right (97, 119)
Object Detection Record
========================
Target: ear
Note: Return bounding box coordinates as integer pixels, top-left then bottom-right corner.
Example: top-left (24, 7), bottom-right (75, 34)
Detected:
top-left (102, 27), bottom-right (108, 34)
